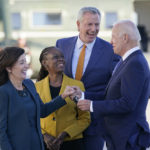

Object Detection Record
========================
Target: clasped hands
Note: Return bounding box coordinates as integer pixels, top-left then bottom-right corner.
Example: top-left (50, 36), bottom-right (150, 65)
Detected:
top-left (44, 132), bottom-right (68, 150)
top-left (62, 86), bottom-right (91, 111)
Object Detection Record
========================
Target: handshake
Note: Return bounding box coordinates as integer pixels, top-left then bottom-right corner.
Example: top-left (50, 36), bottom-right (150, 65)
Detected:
top-left (61, 86), bottom-right (91, 111)
top-left (61, 86), bottom-right (82, 102)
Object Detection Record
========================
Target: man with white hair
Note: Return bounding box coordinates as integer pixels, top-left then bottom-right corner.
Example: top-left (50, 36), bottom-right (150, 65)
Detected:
top-left (77, 20), bottom-right (150, 150)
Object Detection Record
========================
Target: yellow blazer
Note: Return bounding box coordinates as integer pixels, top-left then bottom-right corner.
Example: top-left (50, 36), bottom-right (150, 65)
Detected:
top-left (35, 74), bottom-right (90, 141)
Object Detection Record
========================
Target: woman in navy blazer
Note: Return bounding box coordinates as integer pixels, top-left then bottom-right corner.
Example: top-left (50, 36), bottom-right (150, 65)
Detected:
top-left (0, 47), bottom-right (74, 150)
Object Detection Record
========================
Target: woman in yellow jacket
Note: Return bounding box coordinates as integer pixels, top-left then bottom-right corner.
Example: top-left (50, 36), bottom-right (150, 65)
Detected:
top-left (35, 46), bottom-right (90, 150)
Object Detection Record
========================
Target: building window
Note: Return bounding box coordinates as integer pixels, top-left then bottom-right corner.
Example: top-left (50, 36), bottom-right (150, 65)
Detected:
top-left (11, 13), bottom-right (21, 30)
top-left (105, 12), bottom-right (118, 29)
top-left (33, 12), bottom-right (61, 26)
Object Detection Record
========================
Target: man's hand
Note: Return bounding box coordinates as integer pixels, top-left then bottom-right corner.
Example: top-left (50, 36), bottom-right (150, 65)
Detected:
top-left (77, 100), bottom-right (91, 111)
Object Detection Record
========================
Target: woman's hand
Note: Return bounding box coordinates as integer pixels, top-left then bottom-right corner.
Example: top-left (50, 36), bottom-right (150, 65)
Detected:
top-left (69, 86), bottom-right (82, 100)
top-left (50, 132), bottom-right (68, 150)
top-left (43, 133), bottom-right (56, 150)
top-left (61, 86), bottom-right (75, 99)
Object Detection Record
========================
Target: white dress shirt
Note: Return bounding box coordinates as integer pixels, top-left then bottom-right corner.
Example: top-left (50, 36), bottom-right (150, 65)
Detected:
top-left (122, 46), bottom-right (140, 61)
top-left (90, 46), bottom-right (140, 112)
top-left (72, 36), bottom-right (96, 78)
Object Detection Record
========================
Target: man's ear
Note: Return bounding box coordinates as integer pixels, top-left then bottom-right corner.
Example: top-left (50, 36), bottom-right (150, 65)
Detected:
top-left (123, 34), bottom-right (129, 43)
top-left (77, 20), bottom-right (80, 32)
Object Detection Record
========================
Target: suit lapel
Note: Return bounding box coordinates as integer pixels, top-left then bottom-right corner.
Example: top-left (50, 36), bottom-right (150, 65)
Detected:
top-left (67, 37), bottom-right (78, 78)
top-left (105, 60), bottom-right (125, 92)
top-left (59, 74), bottom-right (71, 103)
top-left (23, 80), bottom-right (37, 102)
top-left (82, 38), bottom-right (105, 80)
top-left (105, 50), bottom-right (141, 92)
top-left (59, 74), bottom-right (66, 95)
top-left (41, 76), bottom-right (52, 102)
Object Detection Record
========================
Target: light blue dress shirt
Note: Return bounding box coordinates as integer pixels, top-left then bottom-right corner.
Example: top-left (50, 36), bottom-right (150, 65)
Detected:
top-left (72, 36), bottom-right (96, 78)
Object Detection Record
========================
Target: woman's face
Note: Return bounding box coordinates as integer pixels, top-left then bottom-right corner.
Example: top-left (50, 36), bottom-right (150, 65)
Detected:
top-left (7, 53), bottom-right (29, 81)
top-left (43, 50), bottom-right (65, 74)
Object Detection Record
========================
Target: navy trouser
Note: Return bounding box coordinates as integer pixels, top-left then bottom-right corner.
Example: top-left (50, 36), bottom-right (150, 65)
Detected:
top-left (83, 135), bottom-right (104, 150)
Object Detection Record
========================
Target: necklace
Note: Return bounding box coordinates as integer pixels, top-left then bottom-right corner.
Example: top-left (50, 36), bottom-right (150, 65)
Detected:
top-left (17, 88), bottom-right (28, 97)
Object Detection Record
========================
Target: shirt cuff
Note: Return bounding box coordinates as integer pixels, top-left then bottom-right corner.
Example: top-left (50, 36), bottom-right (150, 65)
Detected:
top-left (90, 101), bottom-right (93, 112)
top-left (79, 92), bottom-right (84, 100)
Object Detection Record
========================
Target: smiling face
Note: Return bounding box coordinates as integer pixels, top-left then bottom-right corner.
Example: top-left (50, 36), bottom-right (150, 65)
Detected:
top-left (77, 12), bottom-right (100, 43)
top-left (7, 53), bottom-right (28, 81)
top-left (42, 49), bottom-right (65, 74)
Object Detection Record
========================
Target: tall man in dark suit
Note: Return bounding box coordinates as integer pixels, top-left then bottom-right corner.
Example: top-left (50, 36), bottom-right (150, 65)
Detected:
top-left (77, 20), bottom-right (150, 150)
top-left (56, 7), bottom-right (119, 150)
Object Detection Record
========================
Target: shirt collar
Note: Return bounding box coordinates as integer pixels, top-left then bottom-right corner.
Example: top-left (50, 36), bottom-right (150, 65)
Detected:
top-left (122, 46), bottom-right (140, 61)
top-left (76, 36), bottom-right (96, 50)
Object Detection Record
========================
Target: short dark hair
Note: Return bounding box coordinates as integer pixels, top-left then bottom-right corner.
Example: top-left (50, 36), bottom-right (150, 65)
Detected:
top-left (0, 47), bottom-right (24, 86)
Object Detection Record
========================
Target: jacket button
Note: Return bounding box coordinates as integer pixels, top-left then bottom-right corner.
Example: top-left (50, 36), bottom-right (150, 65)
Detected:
top-left (52, 117), bottom-right (56, 121)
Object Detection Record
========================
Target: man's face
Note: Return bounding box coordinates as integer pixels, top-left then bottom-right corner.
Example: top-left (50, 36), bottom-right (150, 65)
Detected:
top-left (77, 12), bottom-right (100, 43)
top-left (111, 26), bottom-right (124, 56)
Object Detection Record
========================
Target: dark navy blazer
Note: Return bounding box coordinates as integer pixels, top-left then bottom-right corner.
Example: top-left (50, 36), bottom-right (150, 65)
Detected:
top-left (56, 36), bottom-right (119, 136)
top-left (0, 79), bottom-right (66, 150)
top-left (93, 50), bottom-right (150, 150)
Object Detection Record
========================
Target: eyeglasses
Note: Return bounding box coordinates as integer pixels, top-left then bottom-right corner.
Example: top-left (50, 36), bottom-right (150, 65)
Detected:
top-left (17, 89), bottom-right (28, 97)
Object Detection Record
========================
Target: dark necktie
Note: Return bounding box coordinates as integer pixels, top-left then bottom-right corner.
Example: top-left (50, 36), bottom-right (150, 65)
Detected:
top-left (112, 58), bottom-right (123, 76)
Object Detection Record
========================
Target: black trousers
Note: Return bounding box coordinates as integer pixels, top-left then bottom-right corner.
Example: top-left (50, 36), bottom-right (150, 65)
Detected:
top-left (45, 138), bottom-right (85, 150)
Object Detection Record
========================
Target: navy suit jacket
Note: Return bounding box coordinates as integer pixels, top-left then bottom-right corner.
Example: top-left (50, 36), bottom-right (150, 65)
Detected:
top-left (56, 36), bottom-right (119, 136)
top-left (93, 50), bottom-right (150, 150)
top-left (0, 79), bottom-right (66, 150)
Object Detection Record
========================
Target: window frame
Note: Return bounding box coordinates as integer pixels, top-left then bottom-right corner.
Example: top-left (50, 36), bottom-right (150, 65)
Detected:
top-left (29, 10), bottom-right (63, 29)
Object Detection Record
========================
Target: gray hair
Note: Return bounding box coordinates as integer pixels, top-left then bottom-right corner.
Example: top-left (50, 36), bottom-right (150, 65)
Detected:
top-left (113, 20), bottom-right (141, 42)
top-left (77, 7), bottom-right (101, 22)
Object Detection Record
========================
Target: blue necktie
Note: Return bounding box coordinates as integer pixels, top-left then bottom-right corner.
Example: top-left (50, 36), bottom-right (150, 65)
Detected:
top-left (112, 58), bottom-right (123, 75)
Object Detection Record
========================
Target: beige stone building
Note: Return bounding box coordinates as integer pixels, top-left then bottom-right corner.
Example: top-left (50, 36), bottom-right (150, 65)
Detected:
top-left (0, 0), bottom-right (150, 74)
